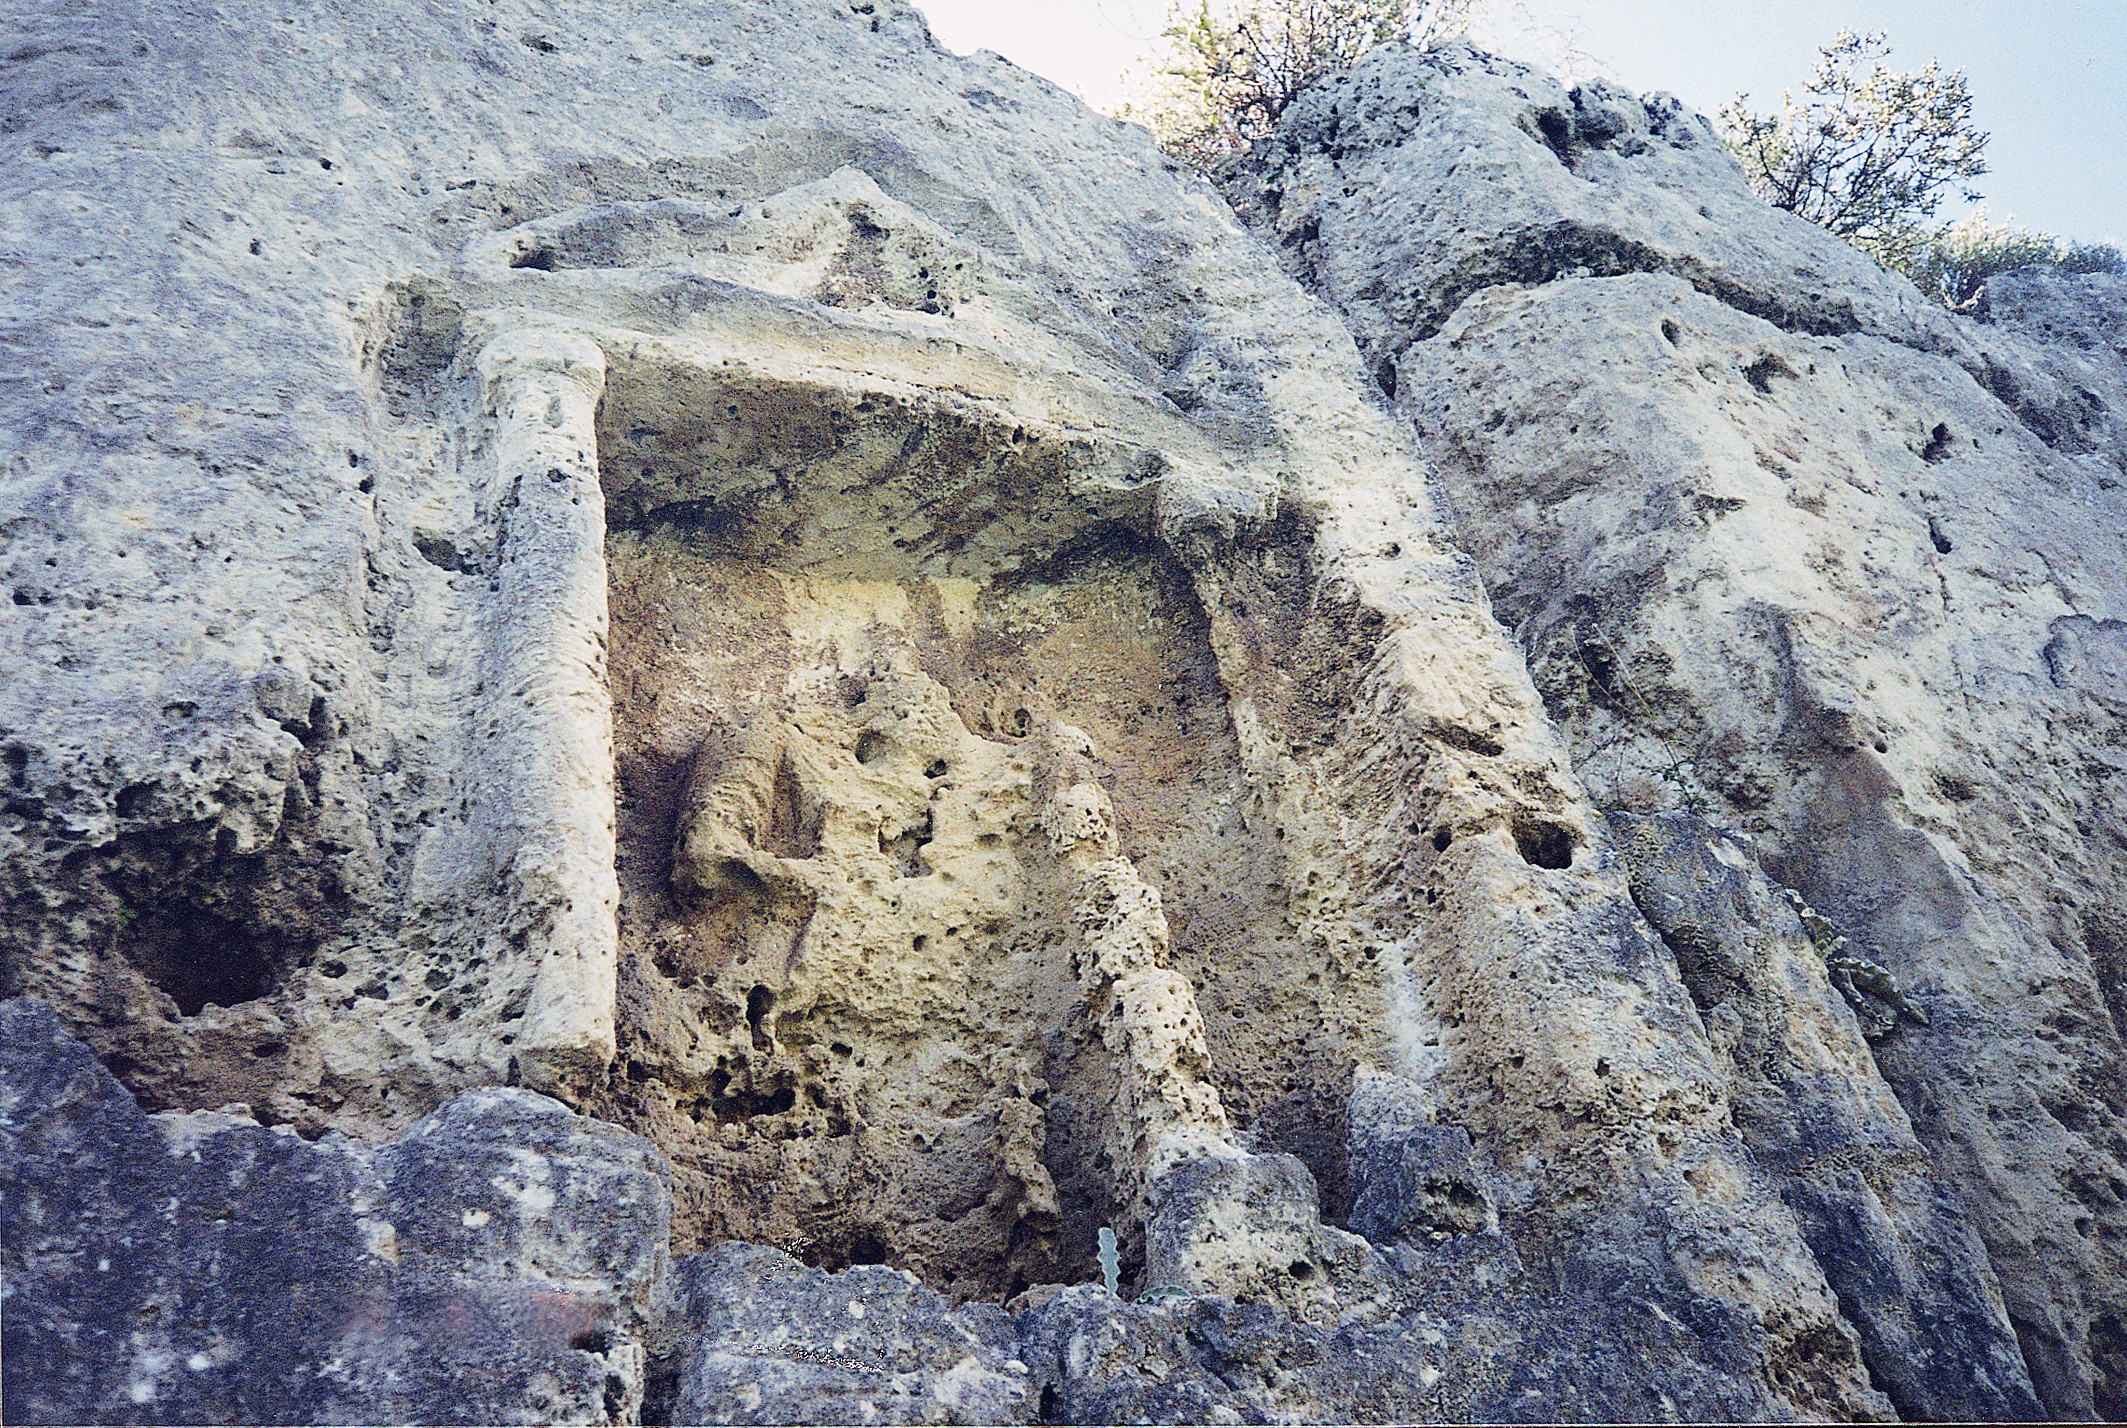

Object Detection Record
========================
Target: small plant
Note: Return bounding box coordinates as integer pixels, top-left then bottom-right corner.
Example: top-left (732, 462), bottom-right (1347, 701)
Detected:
top-left (1097, 1225), bottom-right (1121, 1295)
top-left (1123, 0), bottom-right (1476, 166)
top-left (1656, 755), bottom-right (1710, 817)
top-left (1569, 634), bottom-right (1712, 817)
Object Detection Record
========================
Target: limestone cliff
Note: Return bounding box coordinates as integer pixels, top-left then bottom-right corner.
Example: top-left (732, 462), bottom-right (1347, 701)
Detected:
top-left (1226, 43), bottom-right (2127, 1420)
top-left (0, 3), bottom-right (2116, 1423)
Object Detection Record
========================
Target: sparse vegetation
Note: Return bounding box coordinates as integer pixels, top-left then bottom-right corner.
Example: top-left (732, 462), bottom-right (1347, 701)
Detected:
top-left (1902, 209), bottom-right (2126, 308)
top-left (1126, 0), bottom-right (1476, 166)
top-left (1718, 30), bottom-right (1987, 275)
top-left (1720, 31), bottom-right (2124, 308)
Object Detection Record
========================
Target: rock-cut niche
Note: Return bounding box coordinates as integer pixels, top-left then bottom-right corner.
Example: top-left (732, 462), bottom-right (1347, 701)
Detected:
top-left (581, 352), bottom-right (1363, 1304)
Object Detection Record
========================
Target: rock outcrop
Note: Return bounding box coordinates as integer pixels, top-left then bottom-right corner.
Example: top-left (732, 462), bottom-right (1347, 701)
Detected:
top-left (1228, 41), bottom-right (2127, 1420)
top-left (1, 1), bottom-right (2118, 1422)
top-left (0, 998), bottom-right (668, 1425)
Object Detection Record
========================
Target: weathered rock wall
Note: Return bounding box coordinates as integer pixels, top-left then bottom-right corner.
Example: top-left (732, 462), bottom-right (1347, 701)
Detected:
top-left (0, 999), bottom-right (670, 1426)
top-left (1226, 41), bottom-right (2127, 1420)
top-left (0, 3), bottom-right (2114, 1422)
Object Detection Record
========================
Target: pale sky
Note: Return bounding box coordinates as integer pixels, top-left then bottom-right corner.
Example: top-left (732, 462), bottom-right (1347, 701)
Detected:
top-left (912, 1), bottom-right (2126, 246)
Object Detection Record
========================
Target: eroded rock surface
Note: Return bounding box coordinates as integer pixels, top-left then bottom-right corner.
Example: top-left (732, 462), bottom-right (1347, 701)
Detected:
top-left (0, 0), bottom-right (2115, 1421)
top-left (1232, 39), bottom-right (2127, 1420)
top-left (0, 998), bottom-right (666, 1426)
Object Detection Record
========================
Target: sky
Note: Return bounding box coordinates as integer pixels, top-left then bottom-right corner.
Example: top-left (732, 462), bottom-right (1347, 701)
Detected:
top-left (911, 0), bottom-right (2125, 246)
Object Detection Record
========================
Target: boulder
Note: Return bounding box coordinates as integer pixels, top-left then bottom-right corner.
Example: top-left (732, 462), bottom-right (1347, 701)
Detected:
top-left (0, 998), bottom-right (669, 1425)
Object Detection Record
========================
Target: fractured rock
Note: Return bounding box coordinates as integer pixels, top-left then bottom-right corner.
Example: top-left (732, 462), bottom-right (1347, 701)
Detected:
top-left (666, 1244), bottom-right (1034, 1426)
top-left (1233, 36), bottom-right (2126, 1419)
top-left (3, 0), bottom-right (2116, 1420)
top-left (0, 998), bottom-right (668, 1426)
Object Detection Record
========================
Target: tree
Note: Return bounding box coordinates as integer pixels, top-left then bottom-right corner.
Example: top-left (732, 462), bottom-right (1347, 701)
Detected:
top-left (1718, 31), bottom-right (1987, 272)
top-left (1904, 209), bottom-right (2127, 308)
top-left (1129, 0), bottom-right (1477, 167)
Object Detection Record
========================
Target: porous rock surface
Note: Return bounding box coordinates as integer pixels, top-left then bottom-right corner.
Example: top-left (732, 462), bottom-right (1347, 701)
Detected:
top-left (0, 1), bottom-right (2115, 1422)
top-left (1229, 41), bottom-right (2127, 1420)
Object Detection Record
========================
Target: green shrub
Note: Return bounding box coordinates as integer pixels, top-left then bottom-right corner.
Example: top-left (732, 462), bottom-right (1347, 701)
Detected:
top-left (1718, 30), bottom-right (1987, 272)
top-left (1899, 209), bottom-right (2127, 308)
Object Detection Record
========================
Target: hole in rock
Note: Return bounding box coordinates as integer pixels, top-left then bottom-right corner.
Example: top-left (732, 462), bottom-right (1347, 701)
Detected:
top-left (90, 819), bottom-right (342, 1038)
top-left (1512, 817), bottom-right (1576, 870)
top-left (587, 362), bottom-right (1394, 1303)
top-left (1436, 723), bottom-right (1504, 757)
top-left (128, 909), bottom-right (273, 1017)
top-left (746, 985), bottom-right (776, 1048)
top-left (1742, 354), bottom-right (1792, 395)
top-left (1533, 107), bottom-right (1576, 164)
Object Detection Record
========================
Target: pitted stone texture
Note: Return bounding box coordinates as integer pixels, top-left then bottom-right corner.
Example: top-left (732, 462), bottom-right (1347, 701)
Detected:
top-left (0, 998), bottom-right (667, 1427)
top-left (1015, 1280), bottom-right (1779, 1425)
top-left (1345, 1075), bottom-right (1498, 1245)
top-left (1225, 38), bottom-right (2127, 479)
top-left (0, 0), bottom-right (1368, 1144)
top-left (1972, 267), bottom-right (2127, 471)
top-left (1386, 269), bottom-right (2127, 1420)
top-left (1230, 37), bottom-right (2127, 1418)
top-left (6, 0), bottom-right (2107, 1419)
top-left (1143, 1152), bottom-right (1391, 1323)
top-left (590, 538), bottom-right (1374, 1303)
top-left (667, 1244), bottom-right (1035, 1426)
top-left (1221, 42), bottom-right (1959, 362)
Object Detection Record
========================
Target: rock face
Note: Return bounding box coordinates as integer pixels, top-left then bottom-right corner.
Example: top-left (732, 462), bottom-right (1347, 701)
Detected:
top-left (1228, 41), bottom-right (2127, 1420)
top-left (0, 998), bottom-right (668, 1425)
top-left (0, 1), bottom-right (2117, 1422)
top-left (0, 1003), bottom-right (1834, 1426)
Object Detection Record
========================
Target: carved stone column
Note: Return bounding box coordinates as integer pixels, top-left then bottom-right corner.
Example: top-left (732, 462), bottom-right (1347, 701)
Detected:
top-left (474, 330), bottom-right (616, 1091)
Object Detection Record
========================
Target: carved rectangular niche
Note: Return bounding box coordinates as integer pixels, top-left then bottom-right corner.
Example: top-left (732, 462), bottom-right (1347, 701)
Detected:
top-left (493, 334), bottom-right (1388, 1304)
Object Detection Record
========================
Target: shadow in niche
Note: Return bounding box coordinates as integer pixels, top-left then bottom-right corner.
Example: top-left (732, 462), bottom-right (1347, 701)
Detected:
top-left (581, 362), bottom-right (1384, 1303)
top-left (124, 904), bottom-right (278, 1017)
top-left (97, 820), bottom-right (341, 1021)
top-left (0, 815), bottom-right (353, 1123)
